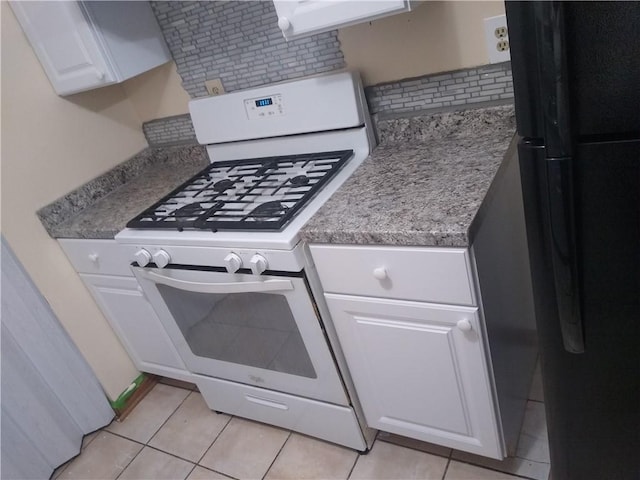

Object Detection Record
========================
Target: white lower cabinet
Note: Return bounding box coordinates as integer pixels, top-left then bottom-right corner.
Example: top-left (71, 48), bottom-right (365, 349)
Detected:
top-left (80, 274), bottom-right (192, 383)
top-left (58, 238), bottom-right (192, 383)
top-left (324, 293), bottom-right (503, 459)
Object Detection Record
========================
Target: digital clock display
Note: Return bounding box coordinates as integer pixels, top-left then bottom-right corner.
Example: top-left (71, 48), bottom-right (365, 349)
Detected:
top-left (255, 98), bottom-right (273, 107)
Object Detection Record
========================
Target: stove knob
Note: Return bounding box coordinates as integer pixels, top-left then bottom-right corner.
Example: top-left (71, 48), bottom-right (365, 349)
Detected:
top-left (224, 253), bottom-right (243, 273)
top-left (134, 249), bottom-right (152, 267)
top-left (153, 250), bottom-right (171, 268)
top-left (249, 254), bottom-right (268, 275)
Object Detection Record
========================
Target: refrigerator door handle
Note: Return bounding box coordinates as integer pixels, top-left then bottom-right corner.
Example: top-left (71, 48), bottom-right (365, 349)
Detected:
top-left (546, 157), bottom-right (585, 353)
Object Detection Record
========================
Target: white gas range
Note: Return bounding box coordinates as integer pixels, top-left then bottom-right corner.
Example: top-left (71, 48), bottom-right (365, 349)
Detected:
top-left (115, 71), bottom-right (376, 450)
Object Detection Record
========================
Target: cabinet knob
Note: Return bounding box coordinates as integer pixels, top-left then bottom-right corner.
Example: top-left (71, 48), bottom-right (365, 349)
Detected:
top-left (278, 16), bottom-right (291, 31)
top-left (88, 253), bottom-right (99, 264)
top-left (456, 319), bottom-right (472, 332)
top-left (373, 267), bottom-right (388, 280)
top-left (95, 70), bottom-right (105, 80)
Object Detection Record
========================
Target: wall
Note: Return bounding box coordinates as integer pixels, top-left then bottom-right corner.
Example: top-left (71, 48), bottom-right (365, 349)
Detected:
top-left (339, 1), bottom-right (506, 86)
top-left (1, 3), bottom-right (143, 400)
top-left (129, 0), bottom-right (505, 123)
top-left (122, 61), bottom-right (190, 123)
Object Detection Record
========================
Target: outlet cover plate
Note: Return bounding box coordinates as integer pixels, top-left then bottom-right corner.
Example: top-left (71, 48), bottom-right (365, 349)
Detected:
top-left (484, 15), bottom-right (510, 64)
top-left (205, 79), bottom-right (225, 96)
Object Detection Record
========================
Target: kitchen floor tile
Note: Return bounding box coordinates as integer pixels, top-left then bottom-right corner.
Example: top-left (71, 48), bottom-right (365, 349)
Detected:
top-left (81, 430), bottom-right (100, 450)
top-left (118, 446), bottom-right (194, 480)
top-left (187, 465), bottom-right (234, 479)
top-left (529, 361), bottom-right (544, 402)
top-left (149, 391), bottom-right (231, 462)
top-left (451, 450), bottom-right (550, 480)
top-left (350, 440), bottom-right (448, 479)
top-left (376, 431), bottom-right (452, 458)
top-left (57, 431), bottom-right (142, 480)
top-left (199, 417), bottom-right (289, 479)
top-left (516, 401), bottom-right (550, 463)
top-left (445, 461), bottom-right (523, 479)
top-left (106, 383), bottom-right (190, 443)
top-left (264, 433), bottom-right (358, 480)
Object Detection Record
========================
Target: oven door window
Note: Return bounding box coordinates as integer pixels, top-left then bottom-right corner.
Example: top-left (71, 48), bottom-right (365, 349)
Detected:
top-left (156, 286), bottom-right (317, 378)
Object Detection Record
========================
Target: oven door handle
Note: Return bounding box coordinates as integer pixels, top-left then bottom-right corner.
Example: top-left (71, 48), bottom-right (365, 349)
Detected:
top-left (142, 270), bottom-right (294, 294)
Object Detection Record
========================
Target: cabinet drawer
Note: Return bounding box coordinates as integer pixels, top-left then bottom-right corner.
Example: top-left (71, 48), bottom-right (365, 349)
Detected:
top-left (310, 245), bottom-right (476, 306)
top-left (194, 374), bottom-right (366, 451)
top-left (59, 239), bottom-right (135, 277)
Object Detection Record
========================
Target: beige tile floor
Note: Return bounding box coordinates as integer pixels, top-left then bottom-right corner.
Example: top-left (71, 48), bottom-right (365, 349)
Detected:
top-left (53, 367), bottom-right (548, 480)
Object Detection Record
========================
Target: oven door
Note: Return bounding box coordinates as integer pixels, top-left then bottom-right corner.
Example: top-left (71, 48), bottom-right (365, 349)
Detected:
top-left (133, 266), bottom-right (348, 406)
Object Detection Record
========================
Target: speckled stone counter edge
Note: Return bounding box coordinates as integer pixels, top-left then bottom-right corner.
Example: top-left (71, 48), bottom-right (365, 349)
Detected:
top-left (299, 104), bottom-right (517, 247)
top-left (37, 145), bottom-right (198, 237)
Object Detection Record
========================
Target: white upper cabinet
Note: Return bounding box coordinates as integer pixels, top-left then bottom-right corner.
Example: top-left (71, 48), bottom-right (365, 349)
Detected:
top-left (10, 1), bottom-right (171, 96)
top-left (273, 0), bottom-right (415, 40)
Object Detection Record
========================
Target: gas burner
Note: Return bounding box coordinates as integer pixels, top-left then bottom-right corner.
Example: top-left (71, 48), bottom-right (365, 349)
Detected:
top-left (255, 160), bottom-right (278, 176)
top-left (248, 201), bottom-right (289, 219)
top-left (290, 175), bottom-right (310, 186)
top-left (213, 179), bottom-right (234, 192)
top-left (126, 150), bottom-right (354, 231)
top-left (174, 202), bottom-right (204, 218)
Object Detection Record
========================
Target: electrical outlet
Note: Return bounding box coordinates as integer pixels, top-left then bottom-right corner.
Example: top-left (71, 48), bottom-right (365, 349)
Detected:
top-left (205, 79), bottom-right (225, 96)
top-left (484, 15), bottom-right (510, 64)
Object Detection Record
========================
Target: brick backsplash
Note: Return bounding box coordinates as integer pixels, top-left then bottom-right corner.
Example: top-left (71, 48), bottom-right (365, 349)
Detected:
top-left (150, 1), bottom-right (345, 98)
top-left (365, 62), bottom-right (513, 116)
top-left (144, 1), bottom-right (513, 146)
top-left (143, 114), bottom-right (196, 147)
top-left (142, 62), bottom-right (514, 146)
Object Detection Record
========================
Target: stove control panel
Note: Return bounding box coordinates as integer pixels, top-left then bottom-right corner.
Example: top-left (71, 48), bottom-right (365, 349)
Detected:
top-left (244, 94), bottom-right (284, 120)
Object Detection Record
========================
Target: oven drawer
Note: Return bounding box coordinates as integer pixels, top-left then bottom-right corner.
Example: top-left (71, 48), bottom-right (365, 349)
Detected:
top-left (194, 374), bottom-right (367, 451)
top-left (59, 239), bottom-right (135, 277)
top-left (309, 245), bottom-right (476, 306)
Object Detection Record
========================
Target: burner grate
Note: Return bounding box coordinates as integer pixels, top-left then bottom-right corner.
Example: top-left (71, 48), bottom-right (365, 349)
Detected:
top-left (127, 150), bottom-right (353, 231)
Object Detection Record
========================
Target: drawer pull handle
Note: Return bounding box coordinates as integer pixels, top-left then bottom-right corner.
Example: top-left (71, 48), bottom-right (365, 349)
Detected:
top-left (456, 319), bottom-right (472, 332)
top-left (245, 395), bottom-right (289, 410)
top-left (373, 267), bottom-right (388, 280)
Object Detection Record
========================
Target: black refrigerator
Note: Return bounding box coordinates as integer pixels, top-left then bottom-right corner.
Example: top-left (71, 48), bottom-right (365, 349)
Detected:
top-left (504, 2), bottom-right (639, 479)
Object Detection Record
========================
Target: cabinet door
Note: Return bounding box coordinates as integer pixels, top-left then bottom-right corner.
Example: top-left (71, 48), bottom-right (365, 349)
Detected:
top-left (9, 1), bottom-right (115, 95)
top-left (81, 274), bottom-right (192, 382)
top-left (325, 294), bottom-right (503, 459)
top-left (273, 1), bottom-right (412, 40)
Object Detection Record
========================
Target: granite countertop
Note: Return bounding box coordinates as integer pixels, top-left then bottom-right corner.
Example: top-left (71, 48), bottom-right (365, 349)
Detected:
top-left (300, 104), bottom-right (516, 247)
top-left (39, 145), bottom-right (208, 239)
top-left (40, 104), bottom-right (515, 244)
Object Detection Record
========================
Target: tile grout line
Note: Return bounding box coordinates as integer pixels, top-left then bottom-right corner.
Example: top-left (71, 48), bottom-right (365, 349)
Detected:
top-left (261, 431), bottom-right (293, 480)
top-left (194, 413), bottom-right (234, 465)
top-left (145, 387), bottom-right (194, 447)
top-left (345, 438), bottom-right (367, 480)
top-left (111, 385), bottom-right (193, 479)
top-left (441, 458), bottom-right (451, 480)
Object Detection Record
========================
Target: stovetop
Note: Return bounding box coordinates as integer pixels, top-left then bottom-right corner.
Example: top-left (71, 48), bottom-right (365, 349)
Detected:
top-left (127, 150), bottom-right (354, 232)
